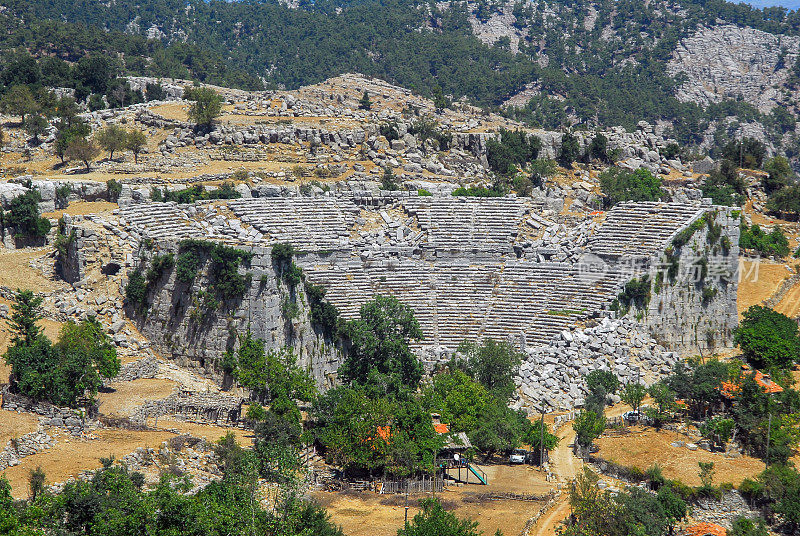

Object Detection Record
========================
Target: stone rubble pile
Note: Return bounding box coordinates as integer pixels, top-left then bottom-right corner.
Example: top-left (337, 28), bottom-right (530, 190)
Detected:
top-left (516, 316), bottom-right (680, 411)
top-left (0, 428), bottom-right (55, 470)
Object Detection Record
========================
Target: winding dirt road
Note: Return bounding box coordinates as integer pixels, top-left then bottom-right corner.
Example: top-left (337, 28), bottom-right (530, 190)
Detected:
top-left (528, 404), bottom-right (633, 535)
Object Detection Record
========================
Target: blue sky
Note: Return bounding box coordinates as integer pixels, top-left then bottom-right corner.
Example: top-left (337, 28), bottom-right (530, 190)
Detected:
top-left (740, 0), bottom-right (800, 9)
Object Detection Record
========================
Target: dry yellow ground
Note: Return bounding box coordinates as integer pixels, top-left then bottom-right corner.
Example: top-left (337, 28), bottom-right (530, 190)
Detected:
top-left (737, 260), bottom-right (792, 316)
top-left (156, 418), bottom-right (252, 445)
top-left (97, 379), bottom-right (178, 418)
top-left (2, 428), bottom-right (176, 498)
top-left (42, 201), bottom-right (118, 219)
top-left (0, 409), bottom-right (40, 448)
top-left (315, 464), bottom-right (551, 536)
top-left (0, 248), bottom-right (64, 293)
top-left (596, 426), bottom-right (764, 486)
top-left (150, 102), bottom-right (190, 122)
top-left (774, 279), bottom-right (800, 318)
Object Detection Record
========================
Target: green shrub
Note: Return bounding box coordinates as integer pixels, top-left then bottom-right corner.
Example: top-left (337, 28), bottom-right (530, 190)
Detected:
top-left (599, 167), bottom-right (665, 207)
top-left (5, 189), bottom-right (51, 239)
top-left (145, 253), bottom-right (174, 287)
top-left (304, 281), bottom-right (340, 336)
top-left (125, 269), bottom-right (147, 308)
top-left (55, 183), bottom-right (72, 204)
top-left (701, 285), bottom-right (718, 304)
top-left (106, 179), bottom-right (122, 202)
top-left (270, 243), bottom-right (296, 264)
top-left (417, 188), bottom-right (432, 196)
top-left (767, 184), bottom-right (800, 216)
top-left (740, 220), bottom-right (790, 257)
top-left (612, 276), bottom-right (651, 315)
top-left (158, 183), bottom-right (241, 204)
top-left (208, 243), bottom-right (252, 300)
top-left (486, 128), bottom-right (541, 176)
top-left (176, 239), bottom-right (207, 283)
top-left (452, 185), bottom-right (505, 197)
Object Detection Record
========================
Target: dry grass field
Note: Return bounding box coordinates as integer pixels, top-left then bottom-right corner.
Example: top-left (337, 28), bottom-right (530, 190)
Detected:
top-left (596, 426), bottom-right (765, 486)
top-left (2, 428), bottom-right (177, 498)
top-left (314, 464), bottom-right (552, 536)
top-left (737, 260), bottom-right (793, 315)
top-left (0, 409), bottom-right (40, 448)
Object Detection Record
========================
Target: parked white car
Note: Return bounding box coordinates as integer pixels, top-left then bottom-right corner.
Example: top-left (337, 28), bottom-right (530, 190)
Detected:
top-left (508, 449), bottom-right (527, 464)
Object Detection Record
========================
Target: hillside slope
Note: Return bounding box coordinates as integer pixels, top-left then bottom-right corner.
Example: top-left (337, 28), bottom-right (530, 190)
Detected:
top-left (3, 0), bottom-right (800, 155)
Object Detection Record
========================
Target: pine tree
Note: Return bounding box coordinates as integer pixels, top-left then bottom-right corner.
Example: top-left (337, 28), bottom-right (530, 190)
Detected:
top-left (358, 90), bottom-right (371, 111)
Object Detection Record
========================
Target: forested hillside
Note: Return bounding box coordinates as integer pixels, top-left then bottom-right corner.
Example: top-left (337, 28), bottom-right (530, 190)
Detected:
top-left (2, 0), bottom-right (800, 153)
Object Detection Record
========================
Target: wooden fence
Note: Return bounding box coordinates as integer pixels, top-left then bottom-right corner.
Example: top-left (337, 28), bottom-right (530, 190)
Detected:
top-left (378, 478), bottom-right (444, 494)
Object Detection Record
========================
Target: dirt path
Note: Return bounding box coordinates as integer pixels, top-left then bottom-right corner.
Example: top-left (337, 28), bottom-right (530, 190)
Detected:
top-left (529, 421), bottom-right (580, 536)
top-left (529, 403), bottom-right (635, 535)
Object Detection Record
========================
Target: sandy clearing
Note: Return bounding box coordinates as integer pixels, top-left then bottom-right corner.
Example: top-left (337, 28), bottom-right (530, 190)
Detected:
top-left (2, 428), bottom-right (176, 498)
top-left (595, 426), bottom-right (764, 487)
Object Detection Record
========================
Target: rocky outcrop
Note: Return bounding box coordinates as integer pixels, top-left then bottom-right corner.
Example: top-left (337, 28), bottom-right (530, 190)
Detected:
top-left (0, 428), bottom-right (55, 471)
top-left (127, 243), bottom-right (342, 389)
top-left (668, 24), bottom-right (800, 112)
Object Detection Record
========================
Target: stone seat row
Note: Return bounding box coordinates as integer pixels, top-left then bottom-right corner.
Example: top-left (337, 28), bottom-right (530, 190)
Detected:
top-left (301, 258), bottom-right (624, 350)
top-left (588, 202), bottom-right (705, 257)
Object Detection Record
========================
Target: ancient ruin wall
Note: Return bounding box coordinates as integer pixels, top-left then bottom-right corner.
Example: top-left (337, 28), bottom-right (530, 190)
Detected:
top-left (127, 243), bottom-right (342, 389)
top-left (639, 206), bottom-right (740, 354)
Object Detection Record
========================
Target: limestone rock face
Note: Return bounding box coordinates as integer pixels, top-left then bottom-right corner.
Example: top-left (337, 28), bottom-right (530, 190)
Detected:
top-left (668, 24), bottom-right (800, 112)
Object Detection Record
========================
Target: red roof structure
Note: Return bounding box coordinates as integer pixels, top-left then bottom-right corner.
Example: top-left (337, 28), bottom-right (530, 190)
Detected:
top-left (720, 367), bottom-right (783, 400)
top-left (682, 522), bottom-right (726, 536)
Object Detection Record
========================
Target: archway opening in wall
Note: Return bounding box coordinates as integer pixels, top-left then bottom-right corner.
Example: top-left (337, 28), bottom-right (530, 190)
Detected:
top-left (101, 262), bottom-right (121, 275)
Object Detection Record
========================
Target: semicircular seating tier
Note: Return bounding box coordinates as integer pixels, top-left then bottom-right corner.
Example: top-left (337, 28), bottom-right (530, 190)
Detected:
top-left (119, 202), bottom-right (209, 239)
top-left (228, 198), bottom-right (361, 250)
top-left (586, 201), bottom-right (706, 259)
top-left (299, 258), bottom-right (623, 351)
top-left (120, 197), bottom-right (728, 351)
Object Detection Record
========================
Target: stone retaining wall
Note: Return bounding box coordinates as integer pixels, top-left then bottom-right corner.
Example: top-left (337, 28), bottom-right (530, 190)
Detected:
top-left (0, 428), bottom-right (55, 471)
top-left (1, 389), bottom-right (96, 435)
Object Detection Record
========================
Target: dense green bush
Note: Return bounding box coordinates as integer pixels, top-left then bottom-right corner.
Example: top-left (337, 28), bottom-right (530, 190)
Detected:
top-left (106, 178), bottom-right (122, 202)
top-left (739, 221), bottom-right (790, 257)
top-left (599, 167), bottom-right (665, 206)
top-left (700, 160), bottom-right (746, 206)
top-left (486, 128), bottom-right (541, 176)
top-left (611, 276), bottom-right (651, 314)
top-left (4, 290), bottom-right (120, 407)
top-left (158, 183), bottom-right (241, 204)
top-left (767, 184), bottom-right (800, 217)
top-left (720, 137), bottom-right (766, 169)
top-left (4, 189), bottom-right (51, 240)
top-left (734, 305), bottom-right (800, 370)
top-left (304, 281), bottom-right (340, 337)
top-left (452, 184), bottom-right (505, 197)
top-left (125, 268), bottom-right (147, 308)
top-left (175, 239), bottom-right (208, 283)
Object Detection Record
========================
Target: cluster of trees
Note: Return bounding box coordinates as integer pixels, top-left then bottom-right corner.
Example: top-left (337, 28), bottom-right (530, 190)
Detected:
top-left (599, 167), bottom-right (666, 206)
top-left (1, 186), bottom-right (51, 242)
top-left (0, 9), bottom-right (260, 94)
top-left (761, 154), bottom-right (800, 219)
top-left (0, 437), bottom-right (344, 536)
top-left (573, 304), bottom-right (800, 464)
top-left (486, 129), bottom-right (541, 177)
top-left (558, 467), bottom-right (688, 536)
top-left (6, 0), bottom-right (800, 158)
top-left (739, 219), bottom-right (791, 258)
top-left (698, 139), bottom-right (800, 221)
top-left (0, 83), bottom-right (149, 169)
top-left (307, 296), bottom-right (556, 477)
top-left (3, 290), bottom-right (120, 407)
top-left (151, 183), bottom-right (240, 204)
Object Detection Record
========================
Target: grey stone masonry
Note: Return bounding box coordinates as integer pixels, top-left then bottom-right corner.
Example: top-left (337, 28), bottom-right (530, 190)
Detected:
top-left (111, 196), bottom-right (739, 404)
